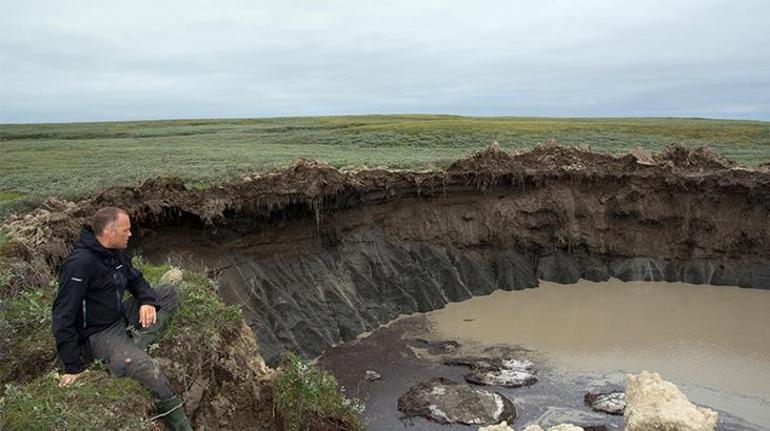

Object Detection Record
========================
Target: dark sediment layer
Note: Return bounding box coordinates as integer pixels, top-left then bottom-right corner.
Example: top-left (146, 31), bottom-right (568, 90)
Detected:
top-left (5, 143), bottom-right (770, 364)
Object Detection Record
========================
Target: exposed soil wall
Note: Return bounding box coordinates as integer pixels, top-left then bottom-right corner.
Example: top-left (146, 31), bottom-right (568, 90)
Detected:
top-left (5, 143), bottom-right (770, 365)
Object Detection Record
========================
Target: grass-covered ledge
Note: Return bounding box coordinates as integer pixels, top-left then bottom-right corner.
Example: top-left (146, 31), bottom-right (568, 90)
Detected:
top-left (0, 232), bottom-right (362, 430)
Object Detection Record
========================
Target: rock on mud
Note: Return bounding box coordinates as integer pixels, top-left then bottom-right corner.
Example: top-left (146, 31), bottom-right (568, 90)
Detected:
top-left (398, 377), bottom-right (516, 426)
top-left (624, 371), bottom-right (717, 431)
top-left (445, 356), bottom-right (535, 372)
top-left (446, 356), bottom-right (538, 388)
top-left (465, 368), bottom-right (538, 388)
top-left (584, 391), bottom-right (625, 415)
top-left (364, 370), bottom-right (382, 381)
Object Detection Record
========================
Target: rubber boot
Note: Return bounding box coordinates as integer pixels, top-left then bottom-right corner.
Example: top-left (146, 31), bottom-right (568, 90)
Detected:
top-left (134, 309), bottom-right (172, 351)
top-left (157, 395), bottom-right (192, 431)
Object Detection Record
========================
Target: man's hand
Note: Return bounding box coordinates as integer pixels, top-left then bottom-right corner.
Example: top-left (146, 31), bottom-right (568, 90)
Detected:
top-left (59, 370), bottom-right (87, 387)
top-left (139, 304), bottom-right (157, 328)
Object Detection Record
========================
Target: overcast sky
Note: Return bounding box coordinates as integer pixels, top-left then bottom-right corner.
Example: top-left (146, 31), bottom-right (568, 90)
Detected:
top-left (1, 0), bottom-right (769, 123)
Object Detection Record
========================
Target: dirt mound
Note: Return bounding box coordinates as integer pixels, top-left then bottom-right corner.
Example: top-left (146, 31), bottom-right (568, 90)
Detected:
top-left (238, 159), bottom-right (357, 198)
top-left (512, 141), bottom-right (626, 171)
top-left (447, 142), bottom-right (522, 174)
top-left (655, 144), bottom-right (735, 170)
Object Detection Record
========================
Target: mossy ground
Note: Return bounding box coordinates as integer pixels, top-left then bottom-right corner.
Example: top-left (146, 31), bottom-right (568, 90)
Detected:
top-left (1, 370), bottom-right (154, 431)
top-left (0, 235), bottom-right (55, 384)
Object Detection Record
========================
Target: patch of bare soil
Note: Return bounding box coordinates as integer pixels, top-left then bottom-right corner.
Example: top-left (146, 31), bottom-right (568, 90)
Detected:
top-left (160, 321), bottom-right (274, 430)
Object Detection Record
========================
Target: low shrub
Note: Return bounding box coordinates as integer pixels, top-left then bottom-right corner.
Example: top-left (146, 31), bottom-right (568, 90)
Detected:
top-left (273, 352), bottom-right (363, 431)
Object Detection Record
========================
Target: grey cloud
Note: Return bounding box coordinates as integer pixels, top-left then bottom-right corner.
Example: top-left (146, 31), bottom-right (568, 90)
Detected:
top-left (1, 0), bottom-right (769, 122)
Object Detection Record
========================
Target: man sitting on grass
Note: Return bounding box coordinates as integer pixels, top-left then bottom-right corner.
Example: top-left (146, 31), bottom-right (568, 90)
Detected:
top-left (52, 206), bottom-right (192, 430)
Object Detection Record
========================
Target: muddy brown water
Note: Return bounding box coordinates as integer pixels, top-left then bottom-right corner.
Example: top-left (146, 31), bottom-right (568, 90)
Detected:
top-left (319, 280), bottom-right (770, 431)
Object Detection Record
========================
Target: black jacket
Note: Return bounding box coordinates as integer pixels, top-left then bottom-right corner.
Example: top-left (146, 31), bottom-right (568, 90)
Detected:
top-left (52, 226), bottom-right (159, 373)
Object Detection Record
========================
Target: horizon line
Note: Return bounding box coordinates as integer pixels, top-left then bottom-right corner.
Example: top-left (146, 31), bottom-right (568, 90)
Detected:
top-left (2, 113), bottom-right (769, 126)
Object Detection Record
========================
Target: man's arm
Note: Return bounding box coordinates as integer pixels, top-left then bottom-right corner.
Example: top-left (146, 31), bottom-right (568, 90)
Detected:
top-left (124, 256), bottom-right (160, 327)
top-left (52, 257), bottom-right (90, 375)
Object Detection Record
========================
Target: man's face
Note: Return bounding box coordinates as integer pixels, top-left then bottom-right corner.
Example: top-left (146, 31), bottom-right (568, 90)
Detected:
top-left (107, 213), bottom-right (132, 249)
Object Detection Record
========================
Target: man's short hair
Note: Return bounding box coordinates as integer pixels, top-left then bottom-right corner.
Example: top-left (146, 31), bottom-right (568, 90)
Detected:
top-left (92, 207), bottom-right (128, 236)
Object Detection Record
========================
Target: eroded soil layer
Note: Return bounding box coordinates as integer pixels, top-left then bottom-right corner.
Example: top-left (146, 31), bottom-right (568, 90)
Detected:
top-left (5, 144), bottom-right (770, 363)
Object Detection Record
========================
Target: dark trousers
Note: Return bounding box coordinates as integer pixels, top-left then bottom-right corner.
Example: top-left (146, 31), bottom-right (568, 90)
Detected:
top-left (87, 284), bottom-right (178, 400)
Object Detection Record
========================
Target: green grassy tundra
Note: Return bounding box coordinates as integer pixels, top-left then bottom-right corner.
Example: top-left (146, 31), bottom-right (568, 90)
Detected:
top-left (2, 114), bottom-right (770, 219)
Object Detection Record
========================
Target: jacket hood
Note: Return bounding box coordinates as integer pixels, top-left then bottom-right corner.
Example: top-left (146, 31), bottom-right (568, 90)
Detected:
top-left (74, 226), bottom-right (115, 258)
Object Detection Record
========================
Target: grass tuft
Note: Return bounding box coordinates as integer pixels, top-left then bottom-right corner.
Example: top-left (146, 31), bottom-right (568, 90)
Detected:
top-left (0, 274), bottom-right (57, 384)
top-left (273, 352), bottom-right (363, 431)
top-left (165, 270), bottom-right (242, 338)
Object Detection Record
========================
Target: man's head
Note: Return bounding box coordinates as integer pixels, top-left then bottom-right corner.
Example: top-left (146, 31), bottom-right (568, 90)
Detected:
top-left (92, 207), bottom-right (131, 249)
